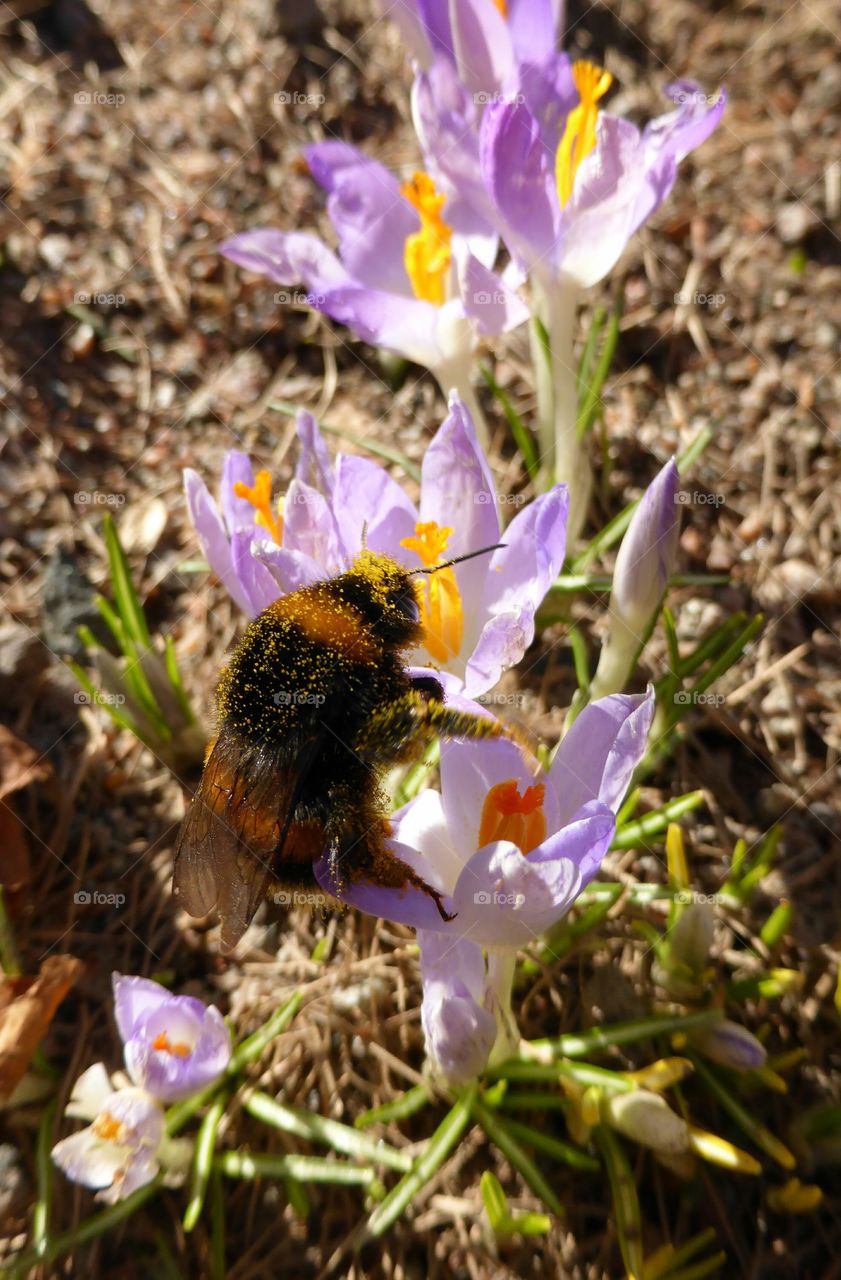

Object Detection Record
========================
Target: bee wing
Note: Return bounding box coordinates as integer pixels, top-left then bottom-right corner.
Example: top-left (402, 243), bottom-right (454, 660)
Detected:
top-left (173, 737), bottom-right (298, 950)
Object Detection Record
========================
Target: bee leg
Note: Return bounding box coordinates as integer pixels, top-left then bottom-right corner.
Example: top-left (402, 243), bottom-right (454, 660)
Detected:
top-left (326, 806), bottom-right (457, 922)
top-left (409, 673), bottom-right (444, 703)
top-left (354, 693), bottom-right (506, 766)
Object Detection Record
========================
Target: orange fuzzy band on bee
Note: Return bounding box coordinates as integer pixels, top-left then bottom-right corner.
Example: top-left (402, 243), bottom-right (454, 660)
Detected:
top-left (269, 590), bottom-right (380, 664)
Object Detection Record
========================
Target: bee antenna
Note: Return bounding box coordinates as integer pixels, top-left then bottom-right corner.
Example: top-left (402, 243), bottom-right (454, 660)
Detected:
top-left (413, 543), bottom-right (505, 575)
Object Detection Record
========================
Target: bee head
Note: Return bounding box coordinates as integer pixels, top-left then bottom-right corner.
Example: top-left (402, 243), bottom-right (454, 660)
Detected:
top-left (339, 551), bottom-right (423, 646)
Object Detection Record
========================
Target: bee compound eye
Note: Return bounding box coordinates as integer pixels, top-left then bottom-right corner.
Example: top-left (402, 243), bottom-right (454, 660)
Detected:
top-left (396, 592), bottom-right (421, 624)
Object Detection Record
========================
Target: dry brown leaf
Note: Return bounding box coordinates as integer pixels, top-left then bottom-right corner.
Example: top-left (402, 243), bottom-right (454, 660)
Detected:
top-left (0, 804), bottom-right (29, 893)
top-left (0, 954), bottom-right (84, 1101)
top-left (0, 724), bottom-right (52, 802)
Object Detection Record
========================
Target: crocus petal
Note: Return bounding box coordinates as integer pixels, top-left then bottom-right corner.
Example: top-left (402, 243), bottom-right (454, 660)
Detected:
top-left (220, 229), bottom-right (351, 292)
top-left (440, 733), bottom-right (555, 859)
top-left (317, 283), bottom-right (443, 367)
top-left (557, 116), bottom-right (649, 288)
top-left (52, 1129), bottom-right (131, 1192)
top-left (110, 1150), bottom-right (161, 1202)
top-left (507, 0), bottom-right (561, 66)
top-left (484, 482), bottom-right (569, 613)
top-left (419, 395), bottom-right (500, 608)
top-left (463, 608), bottom-right (533, 698)
top-left (650, 82), bottom-right (727, 166)
top-left (283, 478), bottom-right (344, 570)
top-left (480, 99), bottom-right (557, 274)
top-left (184, 470), bottom-right (252, 617)
top-left (449, 801), bottom-right (616, 945)
top-left (250, 541), bottom-right (326, 595)
top-left (294, 410), bottom-right (335, 500)
top-left (459, 480), bottom-right (567, 694)
top-left (450, 0), bottom-right (514, 98)
top-left (313, 838), bottom-right (455, 929)
top-left (392, 787), bottom-right (464, 897)
top-left (549, 689), bottom-right (655, 826)
top-left (418, 930), bottom-right (497, 1084)
top-left (331, 454), bottom-right (418, 557)
top-left (516, 51), bottom-right (577, 152)
top-left (113, 974), bottom-right (175, 1044)
top-left (460, 252), bottom-right (529, 336)
top-left (65, 1062), bottom-right (114, 1122)
top-left (220, 451), bottom-right (258, 535)
top-left (305, 141), bottom-right (417, 295)
top-left (411, 58), bottom-right (494, 240)
top-left (230, 529), bottom-right (282, 615)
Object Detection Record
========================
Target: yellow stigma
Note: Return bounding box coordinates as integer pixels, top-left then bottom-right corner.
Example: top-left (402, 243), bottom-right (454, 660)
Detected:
top-left (478, 779), bottom-right (547, 853)
top-left (400, 172), bottom-right (453, 306)
top-left (400, 520), bottom-right (463, 664)
top-left (92, 1111), bottom-right (127, 1143)
top-left (490, 0), bottom-right (507, 15)
top-left (555, 60), bottom-right (613, 207)
top-left (152, 1031), bottom-right (192, 1058)
top-left (233, 469), bottom-right (283, 544)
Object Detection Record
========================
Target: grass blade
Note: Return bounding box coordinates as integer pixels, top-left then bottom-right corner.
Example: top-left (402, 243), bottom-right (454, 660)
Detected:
top-left (244, 1092), bottom-right (412, 1171)
top-left (364, 1087), bottom-right (476, 1239)
top-left (471, 1094), bottom-right (564, 1215)
top-left (183, 1095), bottom-right (226, 1231)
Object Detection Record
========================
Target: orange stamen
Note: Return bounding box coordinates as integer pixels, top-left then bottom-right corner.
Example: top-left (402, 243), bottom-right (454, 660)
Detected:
top-left (400, 521), bottom-right (463, 664)
top-left (478, 779), bottom-right (547, 853)
top-left (233, 469), bottom-right (283, 544)
top-left (400, 172), bottom-right (453, 306)
top-left (152, 1031), bottom-right (192, 1058)
top-left (556, 61), bottom-right (614, 207)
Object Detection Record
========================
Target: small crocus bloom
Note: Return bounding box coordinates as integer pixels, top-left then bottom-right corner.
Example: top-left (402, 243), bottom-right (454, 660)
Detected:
top-left (184, 409), bottom-right (343, 616)
top-left (113, 974), bottom-right (231, 1104)
top-left (317, 689), bottom-right (654, 1080)
top-left (219, 142), bottom-right (527, 434)
top-left (51, 1064), bottom-right (165, 1203)
top-left (590, 458), bottom-right (680, 698)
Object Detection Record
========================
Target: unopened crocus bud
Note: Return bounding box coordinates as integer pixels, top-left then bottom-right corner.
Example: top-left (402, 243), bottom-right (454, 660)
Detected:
top-left (668, 900), bottom-right (715, 975)
top-left (590, 459), bottom-right (680, 698)
top-left (653, 899), bottom-right (715, 998)
top-left (689, 1019), bottom-right (767, 1071)
top-left (602, 1089), bottom-right (690, 1155)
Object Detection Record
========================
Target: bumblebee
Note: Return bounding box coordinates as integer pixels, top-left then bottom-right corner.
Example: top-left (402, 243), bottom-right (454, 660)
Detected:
top-left (173, 548), bottom-right (505, 949)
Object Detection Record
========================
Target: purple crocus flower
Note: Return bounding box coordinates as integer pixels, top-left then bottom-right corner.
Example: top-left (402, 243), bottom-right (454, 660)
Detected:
top-left (185, 396), bottom-right (568, 699)
top-left (316, 688), bottom-right (654, 1080)
top-left (51, 1063), bottom-right (167, 1203)
top-left (220, 142), bottom-right (527, 437)
top-left (476, 74), bottom-right (724, 531)
top-left (590, 458), bottom-right (680, 698)
top-left (113, 974), bottom-right (231, 1104)
top-left (184, 409), bottom-right (344, 616)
